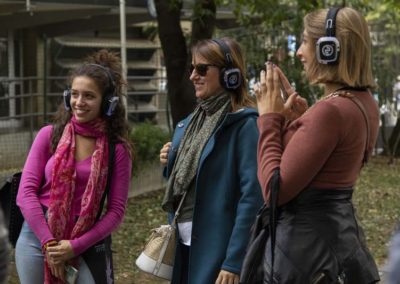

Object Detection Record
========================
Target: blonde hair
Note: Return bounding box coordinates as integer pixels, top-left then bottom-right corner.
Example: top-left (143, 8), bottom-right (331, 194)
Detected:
top-left (192, 37), bottom-right (256, 111)
top-left (304, 7), bottom-right (376, 89)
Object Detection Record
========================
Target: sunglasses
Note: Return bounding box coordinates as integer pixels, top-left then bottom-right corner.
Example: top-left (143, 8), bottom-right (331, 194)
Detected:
top-left (189, 64), bottom-right (218, 76)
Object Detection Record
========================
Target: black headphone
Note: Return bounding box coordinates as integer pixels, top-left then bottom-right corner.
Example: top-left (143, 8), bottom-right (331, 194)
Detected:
top-left (316, 7), bottom-right (342, 65)
top-left (212, 39), bottom-right (242, 90)
top-left (63, 63), bottom-right (119, 117)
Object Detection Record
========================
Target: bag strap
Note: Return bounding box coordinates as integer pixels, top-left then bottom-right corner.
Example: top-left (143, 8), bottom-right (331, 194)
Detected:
top-left (95, 142), bottom-right (116, 221)
top-left (269, 168), bottom-right (280, 283)
top-left (171, 191), bottom-right (188, 226)
top-left (347, 96), bottom-right (371, 165)
top-left (337, 91), bottom-right (371, 165)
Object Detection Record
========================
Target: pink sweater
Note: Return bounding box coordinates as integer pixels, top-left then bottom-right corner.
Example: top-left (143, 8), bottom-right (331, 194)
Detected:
top-left (257, 91), bottom-right (379, 205)
top-left (17, 125), bottom-right (132, 255)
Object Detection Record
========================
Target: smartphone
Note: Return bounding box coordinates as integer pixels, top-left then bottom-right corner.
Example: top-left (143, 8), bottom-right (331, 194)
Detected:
top-left (65, 265), bottom-right (79, 284)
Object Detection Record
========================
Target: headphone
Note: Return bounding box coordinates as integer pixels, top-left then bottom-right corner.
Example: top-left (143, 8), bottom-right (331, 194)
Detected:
top-left (212, 39), bottom-right (242, 90)
top-left (63, 63), bottom-right (120, 117)
top-left (316, 7), bottom-right (342, 65)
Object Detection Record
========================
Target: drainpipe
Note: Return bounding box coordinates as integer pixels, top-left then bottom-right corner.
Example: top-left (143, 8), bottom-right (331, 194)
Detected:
top-left (120, 0), bottom-right (128, 118)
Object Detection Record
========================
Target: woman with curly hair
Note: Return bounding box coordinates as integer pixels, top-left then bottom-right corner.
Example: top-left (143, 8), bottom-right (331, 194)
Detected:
top-left (15, 49), bottom-right (133, 284)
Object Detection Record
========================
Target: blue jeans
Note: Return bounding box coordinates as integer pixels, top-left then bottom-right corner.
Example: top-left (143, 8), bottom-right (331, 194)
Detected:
top-left (15, 221), bottom-right (95, 284)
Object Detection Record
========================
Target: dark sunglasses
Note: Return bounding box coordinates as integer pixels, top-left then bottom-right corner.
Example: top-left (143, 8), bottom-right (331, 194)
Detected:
top-left (189, 64), bottom-right (217, 76)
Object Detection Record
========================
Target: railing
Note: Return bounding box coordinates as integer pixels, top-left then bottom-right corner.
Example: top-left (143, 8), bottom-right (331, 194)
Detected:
top-left (0, 75), bottom-right (168, 174)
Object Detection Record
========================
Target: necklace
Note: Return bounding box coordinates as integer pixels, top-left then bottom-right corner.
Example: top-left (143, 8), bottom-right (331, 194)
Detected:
top-left (319, 89), bottom-right (354, 102)
top-left (305, 89), bottom-right (355, 115)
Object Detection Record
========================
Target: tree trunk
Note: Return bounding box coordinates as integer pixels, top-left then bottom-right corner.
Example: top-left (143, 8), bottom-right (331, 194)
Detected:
top-left (191, 0), bottom-right (216, 46)
top-left (154, 0), bottom-right (216, 128)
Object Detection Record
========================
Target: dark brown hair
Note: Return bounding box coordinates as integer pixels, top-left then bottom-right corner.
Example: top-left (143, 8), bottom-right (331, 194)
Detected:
top-left (51, 49), bottom-right (133, 159)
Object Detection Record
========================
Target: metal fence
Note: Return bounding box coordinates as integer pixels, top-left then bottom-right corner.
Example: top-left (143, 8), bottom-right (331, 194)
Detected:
top-left (0, 75), bottom-right (168, 180)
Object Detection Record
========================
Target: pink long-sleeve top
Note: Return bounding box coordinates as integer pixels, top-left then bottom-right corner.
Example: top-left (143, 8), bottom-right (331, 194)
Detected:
top-left (257, 91), bottom-right (379, 205)
top-left (17, 125), bottom-right (132, 256)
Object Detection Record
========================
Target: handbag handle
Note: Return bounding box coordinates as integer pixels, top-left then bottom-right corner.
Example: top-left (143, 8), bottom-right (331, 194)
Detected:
top-left (95, 142), bottom-right (116, 221)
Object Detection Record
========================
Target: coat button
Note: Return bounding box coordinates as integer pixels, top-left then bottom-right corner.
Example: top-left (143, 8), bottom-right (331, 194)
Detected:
top-left (177, 122), bottom-right (184, 128)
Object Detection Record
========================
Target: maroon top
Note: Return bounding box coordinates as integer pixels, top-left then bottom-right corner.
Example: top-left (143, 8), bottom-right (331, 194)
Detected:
top-left (257, 91), bottom-right (379, 205)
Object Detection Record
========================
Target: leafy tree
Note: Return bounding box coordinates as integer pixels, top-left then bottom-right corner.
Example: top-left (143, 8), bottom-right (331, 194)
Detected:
top-left (154, 0), bottom-right (216, 128)
top-left (154, 0), bottom-right (400, 157)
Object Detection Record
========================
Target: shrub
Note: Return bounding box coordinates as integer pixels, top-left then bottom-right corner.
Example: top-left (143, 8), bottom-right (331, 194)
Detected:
top-left (129, 122), bottom-right (171, 174)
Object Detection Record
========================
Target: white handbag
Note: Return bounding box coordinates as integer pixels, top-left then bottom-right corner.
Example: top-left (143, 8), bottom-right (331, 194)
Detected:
top-left (135, 192), bottom-right (187, 280)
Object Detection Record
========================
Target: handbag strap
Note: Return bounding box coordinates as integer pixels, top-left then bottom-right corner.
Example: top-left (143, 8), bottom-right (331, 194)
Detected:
top-left (269, 168), bottom-right (280, 283)
top-left (95, 142), bottom-right (116, 221)
top-left (171, 191), bottom-right (188, 226)
top-left (342, 94), bottom-right (371, 165)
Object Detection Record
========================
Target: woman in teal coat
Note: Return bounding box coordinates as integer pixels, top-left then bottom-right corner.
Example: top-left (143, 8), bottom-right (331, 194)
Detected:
top-left (160, 37), bottom-right (263, 284)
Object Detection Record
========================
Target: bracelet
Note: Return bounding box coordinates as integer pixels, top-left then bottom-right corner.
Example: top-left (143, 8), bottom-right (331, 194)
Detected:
top-left (42, 240), bottom-right (58, 253)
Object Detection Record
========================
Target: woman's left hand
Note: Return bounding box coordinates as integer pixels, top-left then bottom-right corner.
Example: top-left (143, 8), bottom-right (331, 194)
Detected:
top-left (255, 62), bottom-right (305, 117)
top-left (215, 269), bottom-right (239, 284)
top-left (46, 240), bottom-right (75, 264)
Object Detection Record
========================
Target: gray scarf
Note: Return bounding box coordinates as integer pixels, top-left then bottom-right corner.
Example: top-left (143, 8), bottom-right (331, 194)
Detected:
top-left (162, 92), bottom-right (231, 212)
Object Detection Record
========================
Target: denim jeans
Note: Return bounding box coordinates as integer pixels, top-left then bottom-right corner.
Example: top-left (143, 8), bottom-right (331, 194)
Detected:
top-left (0, 237), bottom-right (10, 284)
top-left (15, 221), bottom-right (95, 284)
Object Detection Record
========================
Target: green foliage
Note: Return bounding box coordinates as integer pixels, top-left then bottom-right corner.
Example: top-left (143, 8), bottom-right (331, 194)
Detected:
top-left (219, 0), bottom-right (400, 105)
top-left (130, 122), bottom-right (171, 174)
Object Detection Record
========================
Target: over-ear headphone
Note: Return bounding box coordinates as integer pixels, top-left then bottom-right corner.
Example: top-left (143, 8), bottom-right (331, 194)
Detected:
top-left (212, 39), bottom-right (242, 90)
top-left (63, 63), bottom-right (119, 117)
top-left (316, 7), bottom-right (342, 65)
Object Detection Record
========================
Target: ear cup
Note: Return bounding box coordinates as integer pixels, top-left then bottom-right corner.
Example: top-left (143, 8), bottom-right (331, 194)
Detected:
top-left (63, 89), bottom-right (71, 111)
top-left (213, 39), bottom-right (242, 91)
top-left (220, 67), bottom-right (242, 90)
top-left (316, 36), bottom-right (340, 64)
top-left (102, 95), bottom-right (120, 117)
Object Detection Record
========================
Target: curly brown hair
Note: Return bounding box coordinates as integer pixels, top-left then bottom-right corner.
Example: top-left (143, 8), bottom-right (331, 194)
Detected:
top-left (51, 49), bottom-right (133, 159)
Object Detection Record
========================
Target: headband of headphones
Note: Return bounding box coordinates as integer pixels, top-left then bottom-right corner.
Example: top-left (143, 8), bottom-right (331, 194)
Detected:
top-left (325, 7), bottom-right (341, 37)
top-left (316, 7), bottom-right (342, 65)
top-left (212, 39), bottom-right (234, 68)
top-left (86, 63), bottom-right (116, 94)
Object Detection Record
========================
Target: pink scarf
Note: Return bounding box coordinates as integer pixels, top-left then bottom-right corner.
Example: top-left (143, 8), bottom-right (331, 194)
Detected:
top-left (45, 116), bottom-right (109, 283)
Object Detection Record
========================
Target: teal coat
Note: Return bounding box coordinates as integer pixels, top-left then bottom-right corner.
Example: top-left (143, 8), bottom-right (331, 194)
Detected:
top-left (165, 107), bottom-right (263, 284)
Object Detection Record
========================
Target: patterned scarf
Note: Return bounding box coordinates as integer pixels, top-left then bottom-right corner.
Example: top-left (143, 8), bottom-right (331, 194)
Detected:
top-left (162, 92), bottom-right (231, 212)
top-left (44, 116), bottom-right (109, 284)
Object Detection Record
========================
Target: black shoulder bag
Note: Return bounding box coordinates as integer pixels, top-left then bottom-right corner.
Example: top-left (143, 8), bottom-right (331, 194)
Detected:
top-left (0, 172), bottom-right (23, 248)
top-left (82, 142), bottom-right (116, 284)
top-left (240, 168), bottom-right (280, 284)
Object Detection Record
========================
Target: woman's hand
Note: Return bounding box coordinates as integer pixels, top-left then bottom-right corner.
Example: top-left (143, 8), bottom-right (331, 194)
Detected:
top-left (159, 142), bottom-right (172, 166)
top-left (46, 240), bottom-right (75, 264)
top-left (254, 62), bottom-right (284, 115)
top-left (255, 62), bottom-right (308, 119)
top-left (47, 260), bottom-right (66, 282)
top-left (215, 269), bottom-right (239, 284)
top-left (285, 94), bottom-right (308, 121)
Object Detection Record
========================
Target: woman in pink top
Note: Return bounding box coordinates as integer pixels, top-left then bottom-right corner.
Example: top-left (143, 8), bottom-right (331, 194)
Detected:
top-left (241, 7), bottom-right (380, 284)
top-left (15, 49), bottom-right (132, 284)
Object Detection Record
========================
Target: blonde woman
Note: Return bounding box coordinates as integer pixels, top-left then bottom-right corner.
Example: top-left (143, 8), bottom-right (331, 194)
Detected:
top-left (245, 7), bottom-right (380, 284)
